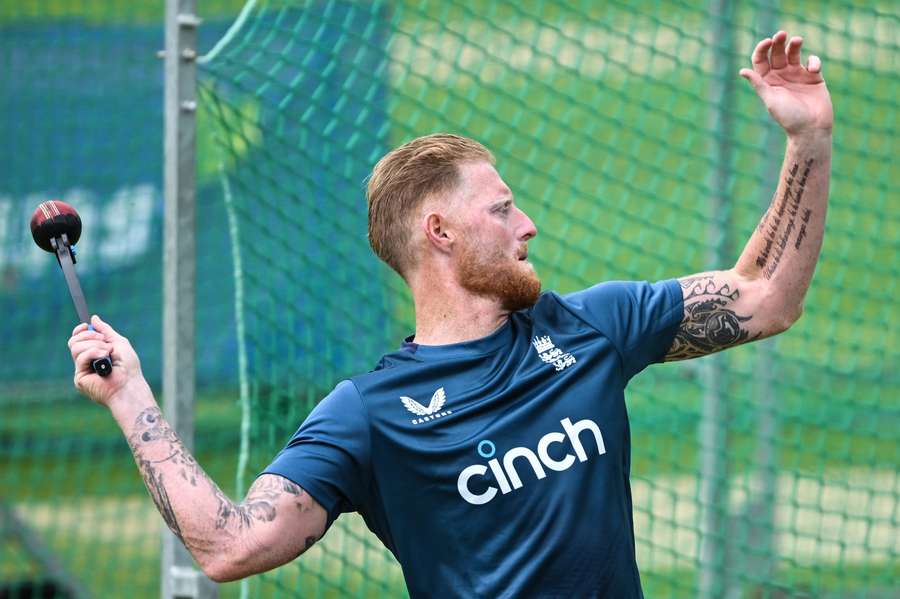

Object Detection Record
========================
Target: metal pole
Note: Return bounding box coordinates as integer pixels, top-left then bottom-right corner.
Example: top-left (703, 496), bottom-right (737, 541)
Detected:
top-left (162, 1), bottom-right (216, 598)
top-left (732, 3), bottom-right (782, 596)
top-left (699, 1), bottom-right (735, 597)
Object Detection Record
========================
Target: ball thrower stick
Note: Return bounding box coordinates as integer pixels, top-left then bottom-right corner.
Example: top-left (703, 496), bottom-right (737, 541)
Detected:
top-left (30, 201), bottom-right (113, 377)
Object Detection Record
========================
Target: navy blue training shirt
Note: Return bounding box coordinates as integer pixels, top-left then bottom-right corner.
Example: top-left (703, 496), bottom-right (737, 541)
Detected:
top-left (264, 279), bottom-right (683, 598)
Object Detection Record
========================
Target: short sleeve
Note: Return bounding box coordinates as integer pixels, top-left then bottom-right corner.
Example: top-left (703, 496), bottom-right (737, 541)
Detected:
top-left (261, 380), bottom-right (371, 526)
top-left (561, 279), bottom-right (683, 379)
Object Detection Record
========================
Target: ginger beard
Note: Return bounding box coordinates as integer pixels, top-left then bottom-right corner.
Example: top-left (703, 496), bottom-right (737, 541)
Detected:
top-left (454, 231), bottom-right (541, 312)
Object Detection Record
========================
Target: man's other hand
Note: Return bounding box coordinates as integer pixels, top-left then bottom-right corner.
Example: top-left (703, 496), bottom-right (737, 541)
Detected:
top-left (739, 31), bottom-right (833, 137)
top-left (68, 315), bottom-right (147, 408)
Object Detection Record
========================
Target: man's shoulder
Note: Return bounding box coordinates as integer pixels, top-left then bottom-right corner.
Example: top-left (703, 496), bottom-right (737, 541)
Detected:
top-left (346, 346), bottom-right (427, 394)
top-left (344, 284), bottom-right (651, 399)
top-left (530, 282), bottom-right (634, 315)
top-left (525, 287), bottom-right (600, 329)
top-left (534, 279), bottom-right (682, 326)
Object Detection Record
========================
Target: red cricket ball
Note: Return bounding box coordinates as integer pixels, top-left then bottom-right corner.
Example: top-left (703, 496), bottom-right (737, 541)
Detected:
top-left (30, 200), bottom-right (83, 253)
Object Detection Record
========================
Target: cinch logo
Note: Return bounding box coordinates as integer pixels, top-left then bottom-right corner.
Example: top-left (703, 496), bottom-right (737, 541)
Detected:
top-left (456, 417), bottom-right (606, 506)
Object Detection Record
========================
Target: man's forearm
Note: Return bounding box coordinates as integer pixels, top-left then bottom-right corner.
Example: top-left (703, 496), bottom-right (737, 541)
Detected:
top-left (108, 383), bottom-right (268, 574)
top-left (68, 318), bottom-right (325, 581)
top-left (734, 131), bottom-right (832, 321)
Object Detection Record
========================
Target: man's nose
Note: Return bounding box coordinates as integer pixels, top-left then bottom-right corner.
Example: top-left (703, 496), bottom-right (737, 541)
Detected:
top-left (517, 207), bottom-right (537, 241)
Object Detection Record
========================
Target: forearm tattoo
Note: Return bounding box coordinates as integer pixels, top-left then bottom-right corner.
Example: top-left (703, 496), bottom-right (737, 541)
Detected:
top-left (755, 158), bottom-right (815, 279)
top-left (128, 408), bottom-right (319, 551)
top-left (667, 277), bottom-right (758, 360)
top-left (129, 408), bottom-right (194, 542)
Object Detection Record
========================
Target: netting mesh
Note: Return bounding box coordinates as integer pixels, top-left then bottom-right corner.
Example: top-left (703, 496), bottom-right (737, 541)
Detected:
top-left (199, 1), bottom-right (898, 597)
top-left (0, 2), bottom-right (245, 597)
top-left (1, 0), bottom-right (897, 598)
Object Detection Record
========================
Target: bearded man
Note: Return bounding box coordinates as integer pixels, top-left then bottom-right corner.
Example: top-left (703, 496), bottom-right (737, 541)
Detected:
top-left (68, 31), bottom-right (832, 597)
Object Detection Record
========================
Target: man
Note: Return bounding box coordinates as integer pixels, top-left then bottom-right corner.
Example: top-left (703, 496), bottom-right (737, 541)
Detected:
top-left (69, 31), bottom-right (831, 597)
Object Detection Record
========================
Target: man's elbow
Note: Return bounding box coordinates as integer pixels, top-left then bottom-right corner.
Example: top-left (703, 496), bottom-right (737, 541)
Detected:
top-left (200, 556), bottom-right (245, 583)
top-left (197, 537), bottom-right (306, 583)
top-left (771, 301), bottom-right (804, 335)
top-left (197, 550), bottom-right (257, 583)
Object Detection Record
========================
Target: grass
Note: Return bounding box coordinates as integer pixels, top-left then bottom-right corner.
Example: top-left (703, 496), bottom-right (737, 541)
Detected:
top-left (640, 561), bottom-right (900, 598)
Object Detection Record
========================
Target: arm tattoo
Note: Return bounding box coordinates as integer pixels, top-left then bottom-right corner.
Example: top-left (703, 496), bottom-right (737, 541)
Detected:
top-left (128, 408), bottom-right (197, 542)
top-left (755, 158), bottom-right (815, 279)
top-left (668, 277), bottom-right (758, 360)
top-left (215, 475), bottom-right (312, 531)
top-left (129, 408), bottom-right (319, 551)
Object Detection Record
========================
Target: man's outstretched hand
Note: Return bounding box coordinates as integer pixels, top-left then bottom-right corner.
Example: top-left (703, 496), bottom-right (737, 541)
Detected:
top-left (740, 31), bottom-right (833, 137)
top-left (68, 315), bottom-right (148, 408)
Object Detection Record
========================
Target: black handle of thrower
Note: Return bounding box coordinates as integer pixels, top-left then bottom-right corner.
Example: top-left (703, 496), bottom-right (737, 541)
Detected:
top-left (85, 322), bottom-right (113, 376)
top-left (92, 355), bottom-right (113, 377)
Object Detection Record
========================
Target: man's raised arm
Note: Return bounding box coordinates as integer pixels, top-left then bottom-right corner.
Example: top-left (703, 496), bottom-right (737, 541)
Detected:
top-left (665, 31), bottom-right (833, 361)
top-left (67, 315), bottom-right (327, 582)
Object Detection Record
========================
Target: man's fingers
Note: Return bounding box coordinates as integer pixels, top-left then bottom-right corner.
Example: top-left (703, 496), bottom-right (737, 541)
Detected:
top-left (74, 345), bottom-right (113, 373)
top-left (69, 336), bottom-right (111, 354)
top-left (807, 54), bottom-right (822, 73)
top-left (70, 338), bottom-right (112, 361)
top-left (770, 30), bottom-right (788, 69)
top-left (90, 315), bottom-right (123, 341)
top-left (786, 36), bottom-right (802, 66)
top-left (751, 37), bottom-right (773, 76)
top-left (740, 68), bottom-right (771, 101)
top-left (72, 322), bottom-right (89, 337)
top-left (68, 330), bottom-right (105, 351)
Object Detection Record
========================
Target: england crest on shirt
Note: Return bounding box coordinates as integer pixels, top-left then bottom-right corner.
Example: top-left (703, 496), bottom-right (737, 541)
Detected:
top-left (532, 335), bottom-right (576, 371)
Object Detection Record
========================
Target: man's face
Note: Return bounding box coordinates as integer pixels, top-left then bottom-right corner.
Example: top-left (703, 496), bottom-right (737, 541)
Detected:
top-left (450, 161), bottom-right (540, 311)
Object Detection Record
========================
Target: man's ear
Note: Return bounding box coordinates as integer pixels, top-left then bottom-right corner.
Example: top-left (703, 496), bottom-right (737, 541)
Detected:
top-left (423, 211), bottom-right (455, 254)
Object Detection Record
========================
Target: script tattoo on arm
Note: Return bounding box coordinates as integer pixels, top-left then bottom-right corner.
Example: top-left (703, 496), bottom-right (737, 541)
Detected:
top-left (666, 276), bottom-right (759, 361)
top-left (128, 408), bottom-right (319, 552)
top-left (754, 158), bottom-right (815, 279)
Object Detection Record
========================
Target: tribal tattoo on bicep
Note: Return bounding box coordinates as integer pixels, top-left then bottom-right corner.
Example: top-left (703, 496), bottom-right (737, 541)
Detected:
top-left (128, 408), bottom-right (320, 552)
top-left (665, 276), bottom-right (759, 361)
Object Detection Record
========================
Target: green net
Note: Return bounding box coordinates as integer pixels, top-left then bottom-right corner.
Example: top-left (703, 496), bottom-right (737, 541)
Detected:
top-left (200, 1), bottom-right (897, 597)
top-left (1, 0), bottom-right (897, 598)
top-left (0, 6), bottom-right (167, 597)
top-left (0, 2), bottom-right (247, 597)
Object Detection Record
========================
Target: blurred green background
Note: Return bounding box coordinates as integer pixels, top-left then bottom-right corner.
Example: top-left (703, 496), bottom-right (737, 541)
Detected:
top-left (1, 1), bottom-right (896, 597)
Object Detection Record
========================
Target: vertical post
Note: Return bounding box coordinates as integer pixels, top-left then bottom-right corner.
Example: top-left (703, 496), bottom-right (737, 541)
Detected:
top-left (162, 1), bottom-right (216, 598)
top-left (735, 2), bottom-right (781, 596)
top-left (699, 1), bottom-right (735, 598)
